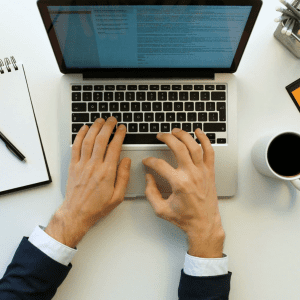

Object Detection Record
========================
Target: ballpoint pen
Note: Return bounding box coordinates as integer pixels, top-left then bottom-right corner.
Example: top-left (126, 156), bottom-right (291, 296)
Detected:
top-left (0, 131), bottom-right (26, 162)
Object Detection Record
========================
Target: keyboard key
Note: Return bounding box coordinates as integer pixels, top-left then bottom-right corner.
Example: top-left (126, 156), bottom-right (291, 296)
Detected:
top-left (131, 102), bottom-right (140, 111)
top-left (112, 113), bottom-right (122, 122)
top-left (166, 113), bottom-right (175, 122)
top-left (209, 112), bottom-right (218, 121)
top-left (161, 85), bottom-right (170, 90)
top-left (139, 85), bottom-right (148, 90)
top-left (91, 113), bottom-right (100, 122)
top-left (182, 123), bottom-right (191, 132)
top-left (123, 134), bottom-right (164, 144)
top-left (150, 85), bottom-right (159, 90)
top-left (195, 102), bottom-right (204, 111)
top-left (88, 103), bottom-right (97, 111)
top-left (72, 113), bottom-right (89, 122)
top-left (198, 112), bottom-right (207, 121)
top-left (110, 102), bottom-right (119, 111)
top-left (99, 103), bottom-right (108, 111)
top-left (161, 123), bottom-right (170, 132)
top-left (147, 92), bottom-right (156, 101)
top-left (153, 102), bottom-right (162, 111)
top-left (136, 92), bottom-right (146, 101)
top-left (94, 85), bottom-right (104, 90)
top-left (158, 92), bottom-right (167, 101)
top-left (145, 113), bottom-right (154, 122)
top-left (101, 113), bottom-right (111, 120)
top-left (83, 92), bottom-right (92, 101)
top-left (174, 102), bottom-right (183, 111)
top-left (193, 123), bottom-right (202, 131)
top-left (179, 92), bottom-right (188, 101)
top-left (129, 123), bottom-right (138, 132)
top-left (83, 85), bottom-right (93, 91)
top-left (72, 85), bottom-right (81, 91)
top-left (217, 102), bottom-right (226, 121)
top-left (163, 102), bottom-right (173, 111)
top-left (120, 102), bottom-right (130, 111)
top-left (72, 92), bottom-right (81, 101)
top-left (134, 113), bottom-right (143, 122)
top-left (205, 85), bottom-right (214, 90)
top-left (217, 138), bottom-right (226, 144)
top-left (194, 85), bottom-right (204, 90)
top-left (206, 133), bottom-right (216, 139)
top-left (201, 92), bottom-right (210, 101)
top-left (187, 113), bottom-right (197, 121)
top-left (172, 85), bottom-right (181, 90)
top-left (211, 92), bottom-right (226, 101)
top-left (128, 85), bottom-right (137, 90)
top-left (171, 123), bottom-right (181, 129)
top-left (206, 102), bottom-right (215, 111)
top-left (123, 113), bottom-right (132, 122)
top-left (87, 123), bottom-right (93, 127)
top-left (190, 92), bottom-right (199, 101)
top-left (169, 92), bottom-right (178, 101)
top-left (142, 102), bottom-right (151, 111)
top-left (72, 103), bottom-right (86, 112)
top-left (115, 92), bottom-right (124, 101)
top-left (216, 85), bottom-right (226, 90)
top-left (177, 113), bottom-right (186, 122)
top-left (105, 85), bottom-right (115, 90)
top-left (116, 85), bottom-right (126, 90)
top-left (204, 123), bottom-right (226, 132)
top-left (150, 123), bottom-right (159, 132)
top-left (72, 134), bottom-right (77, 144)
top-left (155, 113), bottom-right (164, 122)
top-left (183, 85), bottom-right (193, 90)
top-left (126, 92), bottom-right (135, 101)
top-left (93, 92), bottom-right (102, 101)
top-left (72, 123), bottom-right (84, 133)
top-left (139, 123), bottom-right (148, 132)
top-left (185, 102), bottom-right (194, 111)
top-left (104, 92), bottom-right (113, 101)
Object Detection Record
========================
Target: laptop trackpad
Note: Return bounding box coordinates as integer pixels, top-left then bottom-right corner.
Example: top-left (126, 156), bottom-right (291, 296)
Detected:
top-left (120, 150), bottom-right (177, 199)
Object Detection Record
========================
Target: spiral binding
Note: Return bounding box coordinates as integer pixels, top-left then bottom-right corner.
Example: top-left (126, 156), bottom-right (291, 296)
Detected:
top-left (0, 56), bottom-right (18, 74)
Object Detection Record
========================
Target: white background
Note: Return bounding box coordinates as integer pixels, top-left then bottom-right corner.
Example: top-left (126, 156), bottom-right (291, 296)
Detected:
top-left (1, 0), bottom-right (300, 299)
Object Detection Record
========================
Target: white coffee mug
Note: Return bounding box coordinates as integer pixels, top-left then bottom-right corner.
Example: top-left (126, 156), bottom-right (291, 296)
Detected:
top-left (251, 130), bottom-right (300, 191)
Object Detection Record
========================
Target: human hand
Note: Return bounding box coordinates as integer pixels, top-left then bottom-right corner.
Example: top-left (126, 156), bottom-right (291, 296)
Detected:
top-left (142, 128), bottom-right (225, 258)
top-left (45, 117), bottom-right (131, 248)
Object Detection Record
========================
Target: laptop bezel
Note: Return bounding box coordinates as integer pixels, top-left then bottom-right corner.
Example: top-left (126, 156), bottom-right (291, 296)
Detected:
top-left (37, 0), bottom-right (262, 76)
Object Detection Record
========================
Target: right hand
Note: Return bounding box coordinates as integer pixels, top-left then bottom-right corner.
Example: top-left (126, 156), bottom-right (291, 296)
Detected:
top-left (142, 128), bottom-right (225, 258)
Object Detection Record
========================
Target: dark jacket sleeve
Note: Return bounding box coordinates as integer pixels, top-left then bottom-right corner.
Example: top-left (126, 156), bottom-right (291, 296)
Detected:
top-left (0, 237), bottom-right (71, 300)
top-left (178, 269), bottom-right (232, 300)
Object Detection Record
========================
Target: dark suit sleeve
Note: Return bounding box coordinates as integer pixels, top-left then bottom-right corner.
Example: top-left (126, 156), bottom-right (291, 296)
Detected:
top-left (0, 237), bottom-right (72, 300)
top-left (178, 269), bottom-right (232, 300)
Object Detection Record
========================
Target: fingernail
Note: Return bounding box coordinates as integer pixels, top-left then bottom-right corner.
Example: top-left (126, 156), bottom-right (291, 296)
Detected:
top-left (172, 128), bottom-right (181, 133)
top-left (81, 124), bottom-right (87, 130)
top-left (196, 128), bottom-right (202, 133)
top-left (95, 118), bottom-right (103, 123)
top-left (157, 132), bottom-right (163, 138)
top-left (118, 125), bottom-right (126, 131)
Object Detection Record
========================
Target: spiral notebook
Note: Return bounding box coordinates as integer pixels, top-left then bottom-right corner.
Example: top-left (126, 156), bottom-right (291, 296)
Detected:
top-left (0, 56), bottom-right (52, 196)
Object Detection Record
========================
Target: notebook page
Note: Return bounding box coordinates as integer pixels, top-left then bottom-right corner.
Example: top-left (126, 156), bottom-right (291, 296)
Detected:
top-left (0, 63), bottom-right (49, 192)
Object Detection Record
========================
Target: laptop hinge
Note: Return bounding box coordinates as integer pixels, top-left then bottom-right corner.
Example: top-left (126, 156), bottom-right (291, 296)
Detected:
top-left (82, 71), bottom-right (215, 80)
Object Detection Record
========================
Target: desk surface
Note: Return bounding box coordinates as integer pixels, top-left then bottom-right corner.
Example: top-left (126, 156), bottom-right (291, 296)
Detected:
top-left (1, 1), bottom-right (300, 299)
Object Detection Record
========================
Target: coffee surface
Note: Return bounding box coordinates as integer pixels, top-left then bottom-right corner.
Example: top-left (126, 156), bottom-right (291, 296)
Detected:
top-left (267, 133), bottom-right (300, 177)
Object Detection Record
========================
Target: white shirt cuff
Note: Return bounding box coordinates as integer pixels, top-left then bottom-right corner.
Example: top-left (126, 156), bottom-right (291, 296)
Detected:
top-left (28, 225), bottom-right (77, 266)
top-left (184, 252), bottom-right (228, 277)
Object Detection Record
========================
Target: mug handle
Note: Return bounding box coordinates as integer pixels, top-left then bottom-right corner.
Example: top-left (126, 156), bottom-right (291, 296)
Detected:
top-left (291, 179), bottom-right (300, 191)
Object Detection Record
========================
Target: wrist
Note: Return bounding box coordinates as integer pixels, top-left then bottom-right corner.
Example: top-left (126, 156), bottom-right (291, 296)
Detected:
top-left (45, 208), bottom-right (89, 248)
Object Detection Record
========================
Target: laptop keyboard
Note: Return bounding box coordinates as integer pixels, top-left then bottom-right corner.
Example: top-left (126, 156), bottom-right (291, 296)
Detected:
top-left (71, 83), bottom-right (227, 145)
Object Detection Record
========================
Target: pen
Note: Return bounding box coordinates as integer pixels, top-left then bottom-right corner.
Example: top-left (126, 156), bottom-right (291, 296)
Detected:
top-left (281, 17), bottom-right (293, 33)
top-left (276, 6), bottom-right (300, 19)
top-left (279, 0), bottom-right (300, 20)
top-left (286, 18), bottom-right (296, 35)
top-left (274, 15), bottom-right (289, 22)
top-left (0, 131), bottom-right (26, 162)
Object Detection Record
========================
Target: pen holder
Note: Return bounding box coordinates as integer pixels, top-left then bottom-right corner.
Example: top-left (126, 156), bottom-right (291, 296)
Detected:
top-left (274, 20), bottom-right (300, 58)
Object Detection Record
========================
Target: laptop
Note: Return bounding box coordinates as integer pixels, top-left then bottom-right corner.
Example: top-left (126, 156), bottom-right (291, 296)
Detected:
top-left (37, 0), bottom-right (262, 198)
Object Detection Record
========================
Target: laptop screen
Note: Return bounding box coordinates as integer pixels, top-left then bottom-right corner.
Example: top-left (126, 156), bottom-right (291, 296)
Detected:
top-left (48, 5), bottom-right (252, 69)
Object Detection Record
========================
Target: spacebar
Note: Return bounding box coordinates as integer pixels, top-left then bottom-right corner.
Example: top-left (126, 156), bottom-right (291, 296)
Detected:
top-left (123, 134), bottom-right (164, 144)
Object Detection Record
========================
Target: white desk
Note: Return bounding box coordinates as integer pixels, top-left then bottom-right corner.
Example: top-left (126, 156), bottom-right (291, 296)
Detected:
top-left (1, 1), bottom-right (300, 299)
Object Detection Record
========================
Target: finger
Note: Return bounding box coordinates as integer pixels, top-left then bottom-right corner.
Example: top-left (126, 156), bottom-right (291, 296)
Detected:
top-left (92, 116), bottom-right (118, 162)
top-left (195, 128), bottom-right (215, 166)
top-left (171, 128), bottom-right (204, 167)
top-left (104, 124), bottom-right (127, 165)
top-left (142, 157), bottom-right (177, 187)
top-left (145, 173), bottom-right (172, 219)
top-left (110, 157), bottom-right (131, 205)
top-left (156, 132), bottom-right (194, 167)
top-left (80, 118), bottom-right (105, 162)
top-left (71, 124), bottom-right (89, 164)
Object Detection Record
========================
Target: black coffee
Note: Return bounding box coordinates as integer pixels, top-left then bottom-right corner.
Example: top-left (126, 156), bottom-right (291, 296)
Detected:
top-left (267, 133), bottom-right (300, 177)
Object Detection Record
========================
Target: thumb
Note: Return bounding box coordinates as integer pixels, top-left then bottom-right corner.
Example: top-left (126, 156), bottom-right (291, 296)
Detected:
top-left (145, 173), bottom-right (167, 217)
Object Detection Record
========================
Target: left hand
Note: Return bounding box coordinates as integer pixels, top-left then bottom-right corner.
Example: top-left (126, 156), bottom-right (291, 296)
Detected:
top-left (45, 117), bottom-right (131, 248)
